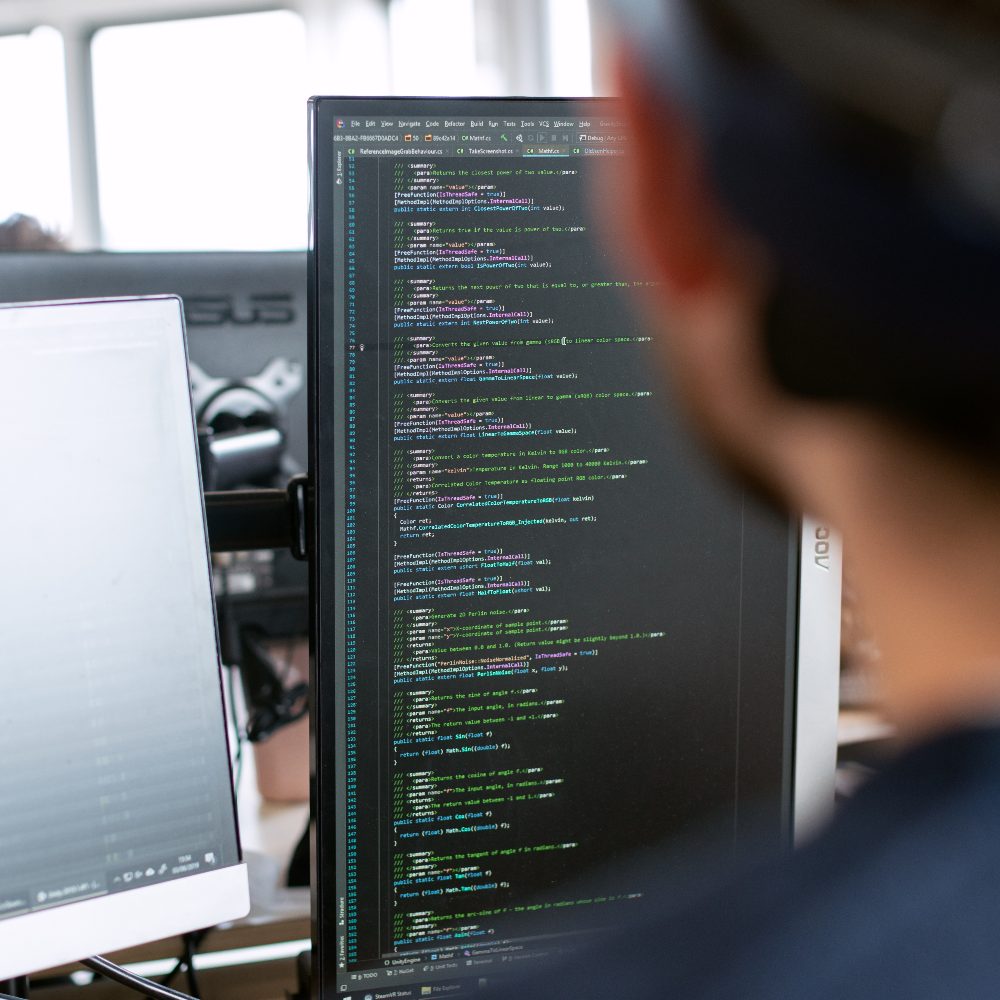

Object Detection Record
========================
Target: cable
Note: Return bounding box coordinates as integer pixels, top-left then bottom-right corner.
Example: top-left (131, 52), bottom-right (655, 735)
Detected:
top-left (162, 929), bottom-right (210, 997)
top-left (238, 626), bottom-right (308, 743)
top-left (81, 957), bottom-right (196, 1000)
top-left (227, 663), bottom-right (245, 797)
top-left (219, 582), bottom-right (246, 800)
top-left (279, 633), bottom-right (299, 686)
top-left (182, 934), bottom-right (201, 999)
top-left (0, 975), bottom-right (29, 1000)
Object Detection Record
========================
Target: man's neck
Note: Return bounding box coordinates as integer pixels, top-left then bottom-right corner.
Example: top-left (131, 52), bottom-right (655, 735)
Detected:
top-left (824, 423), bottom-right (1000, 743)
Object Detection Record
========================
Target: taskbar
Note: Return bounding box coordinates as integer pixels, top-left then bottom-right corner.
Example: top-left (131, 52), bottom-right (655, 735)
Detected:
top-left (336, 931), bottom-right (598, 999)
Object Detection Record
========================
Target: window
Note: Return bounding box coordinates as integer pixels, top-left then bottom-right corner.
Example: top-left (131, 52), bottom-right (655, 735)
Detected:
top-left (0, 27), bottom-right (72, 237)
top-left (547, 0), bottom-right (593, 96)
top-left (91, 10), bottom-right (309, 251)
top-left (389, 0), bottom-right (501, 96)
top-left (0, 2), bottom-right (598, 249)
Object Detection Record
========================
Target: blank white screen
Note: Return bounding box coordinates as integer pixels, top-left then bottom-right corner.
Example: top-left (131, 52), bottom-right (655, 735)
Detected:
top-left (0, 298), bottom-right (239, 921)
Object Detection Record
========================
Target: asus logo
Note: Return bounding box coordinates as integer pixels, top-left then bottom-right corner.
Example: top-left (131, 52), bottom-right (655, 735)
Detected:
top-left (185, 293), bottom-right (296, 327)
top-left (814, 525), bottom-right (832, 570)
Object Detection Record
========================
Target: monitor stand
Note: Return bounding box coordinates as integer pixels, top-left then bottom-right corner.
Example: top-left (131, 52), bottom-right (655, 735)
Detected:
top-left (204, 473), bottom-right (308, 557)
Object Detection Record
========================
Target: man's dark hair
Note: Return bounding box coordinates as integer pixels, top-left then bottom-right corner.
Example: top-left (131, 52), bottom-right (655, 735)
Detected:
top-left (678, 0), bottom-right (1000, 456)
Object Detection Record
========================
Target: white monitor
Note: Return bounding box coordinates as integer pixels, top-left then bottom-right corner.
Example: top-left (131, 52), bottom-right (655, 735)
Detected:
top-left (0, 297), bottom-right (249, 980)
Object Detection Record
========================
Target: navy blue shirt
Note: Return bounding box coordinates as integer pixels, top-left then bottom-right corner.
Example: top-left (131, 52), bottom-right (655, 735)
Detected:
top-left (493, 727), bottom-right (1000, 998)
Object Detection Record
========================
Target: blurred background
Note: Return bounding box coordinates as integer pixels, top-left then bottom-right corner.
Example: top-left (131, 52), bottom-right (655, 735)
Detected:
top-left (0, 0), bottom-right (599, 252)
top-left (0, 6), bottom-right (886, 994)
top-left (0, 0), bottom-right (884, 822)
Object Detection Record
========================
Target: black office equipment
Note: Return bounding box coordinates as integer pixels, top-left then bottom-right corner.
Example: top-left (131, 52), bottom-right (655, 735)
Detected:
top-left (308, 97), bottom-right (840, 999)
top-left (0, 250), bottom-right (307, 485)
top-left (0, 250), bottom-right (311, 749)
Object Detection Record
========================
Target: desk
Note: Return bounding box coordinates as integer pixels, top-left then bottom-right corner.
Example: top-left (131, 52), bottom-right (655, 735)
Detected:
top-left (838, 708), bottom-right (894, 748)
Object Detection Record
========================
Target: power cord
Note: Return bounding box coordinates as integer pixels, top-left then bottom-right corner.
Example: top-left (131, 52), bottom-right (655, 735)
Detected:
top-left (227, 662), bottom-right (245, 797)
top-left (3, 946), bottom-right (209, 999)
top-left (0, 976), bottom-right (29, 999)
top-left (239, 626), bottom-right (308, 743)
top-left (221, 587), bottom-right (246, 801)
top-left (161, 929), bottom-right (209, 998)
top-left (81, 956), bottom-right (197, 1000)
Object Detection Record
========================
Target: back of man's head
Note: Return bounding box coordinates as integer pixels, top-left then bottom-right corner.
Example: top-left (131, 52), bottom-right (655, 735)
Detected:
top-left (607, 0), bottom-right (1000, 463)
top-left (604, 0), bottom-right (1000, 737)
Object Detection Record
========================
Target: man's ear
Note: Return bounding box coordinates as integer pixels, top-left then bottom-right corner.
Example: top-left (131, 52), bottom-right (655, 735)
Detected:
top-left (600, 48), bottom-right (806, 512)
top-left (610, 54), bottom-right (736, 300)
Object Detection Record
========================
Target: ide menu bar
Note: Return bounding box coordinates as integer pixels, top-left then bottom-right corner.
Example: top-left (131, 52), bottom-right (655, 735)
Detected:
top-left (331, 115), bottom-right (627, 157)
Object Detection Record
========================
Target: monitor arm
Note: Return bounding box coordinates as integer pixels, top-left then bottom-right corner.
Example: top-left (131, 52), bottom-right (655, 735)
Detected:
top-left (203, 473), bottom-right (309, 560)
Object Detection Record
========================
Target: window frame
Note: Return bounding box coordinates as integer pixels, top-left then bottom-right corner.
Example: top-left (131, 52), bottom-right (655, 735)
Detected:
top-left (0, 0), bottom-right (596, 249)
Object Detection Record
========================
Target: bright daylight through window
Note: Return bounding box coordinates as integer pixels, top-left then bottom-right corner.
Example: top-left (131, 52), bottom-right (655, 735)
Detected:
top-left (0, 27), bottom-right (72, 238)
top-left (91, 10), bottom-right (309, 251)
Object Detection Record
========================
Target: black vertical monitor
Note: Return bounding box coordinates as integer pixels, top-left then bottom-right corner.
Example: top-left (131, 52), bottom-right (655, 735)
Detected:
top-left (309, 98), bottom-right (840, 1000)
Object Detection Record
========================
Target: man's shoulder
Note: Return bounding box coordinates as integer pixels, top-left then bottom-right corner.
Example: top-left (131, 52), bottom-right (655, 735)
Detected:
top-left (708, 726), bottom-right (1000, 997)
top-left (505, 726), bottom-right (1000, 999)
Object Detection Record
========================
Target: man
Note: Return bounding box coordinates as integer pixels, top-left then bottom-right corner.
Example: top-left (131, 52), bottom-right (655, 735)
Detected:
top-left (501, 0), bottom-right (1000, 995)
top-left (0, 213), bottom-right (66, 251)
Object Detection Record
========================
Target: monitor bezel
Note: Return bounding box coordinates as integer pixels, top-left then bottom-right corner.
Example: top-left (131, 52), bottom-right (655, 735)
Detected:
top-left (794, 517), bottom-right (843, 840)
top-left (308, 94), bottom-right (840, 997)
top-left (0, 250), bottom-right (311, 478)
top-left (0, 866), bottom-right (249, 981)
top-left (0, 297), bottom-right (250, 980)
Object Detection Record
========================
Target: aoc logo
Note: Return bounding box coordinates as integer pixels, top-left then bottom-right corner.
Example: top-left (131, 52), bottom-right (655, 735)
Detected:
top-left (184, 293), bottom-right (296, 327)
top-left (814, 525), bottom-right (832, 570)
